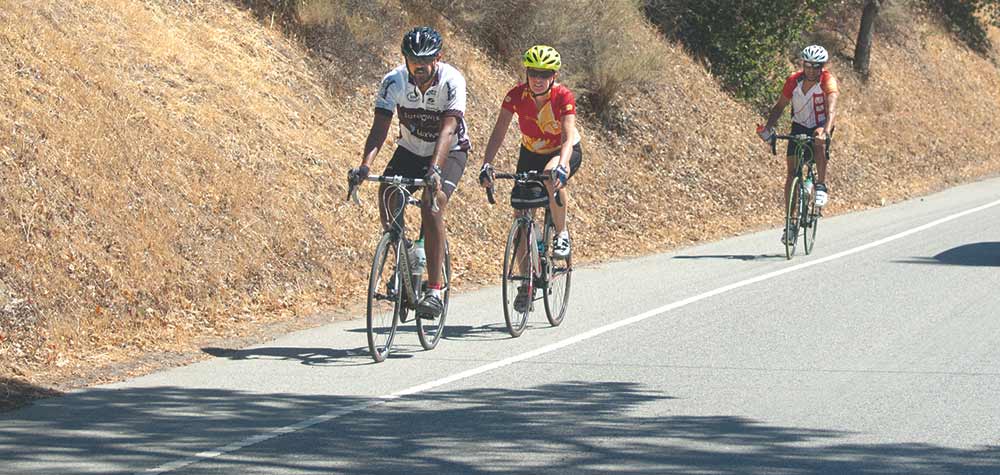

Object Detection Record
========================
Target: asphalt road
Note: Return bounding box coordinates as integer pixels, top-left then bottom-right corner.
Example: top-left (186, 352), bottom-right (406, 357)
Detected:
top-left (2, 177), bottom-right (1000, 474)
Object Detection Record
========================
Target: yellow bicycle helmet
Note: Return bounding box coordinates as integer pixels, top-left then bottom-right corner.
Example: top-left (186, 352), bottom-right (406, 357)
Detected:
top-left (522, 45), bottom-right (561, 71)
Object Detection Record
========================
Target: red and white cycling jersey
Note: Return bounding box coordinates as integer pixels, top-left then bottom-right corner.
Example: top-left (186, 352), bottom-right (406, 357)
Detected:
top-left (374, 62), bottom-right (471, 157)
top-left (781, 70), bottom-right (839, 129)
top-left (502, 83), bottom-right (579, 155)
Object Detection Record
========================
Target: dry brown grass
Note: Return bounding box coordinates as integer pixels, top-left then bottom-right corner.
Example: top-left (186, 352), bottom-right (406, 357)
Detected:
top-left (2, 0), bottom-right (999, 408)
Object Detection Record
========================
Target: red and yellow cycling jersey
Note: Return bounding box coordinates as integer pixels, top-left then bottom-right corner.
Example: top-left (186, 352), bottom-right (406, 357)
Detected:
top-left (501, 83), bottom-right (578, 155)
top-left (781, 70), bottom-right (839, 129)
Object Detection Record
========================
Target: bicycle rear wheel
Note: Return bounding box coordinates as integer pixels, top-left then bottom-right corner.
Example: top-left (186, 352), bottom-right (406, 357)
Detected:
top-left (784, 176), bottom-right (801, 259)
top-left (542, 221), bottom-right (571, 327)
top-left (802, 179), bottom-right (819, 255)
top-left (367, 233), bottom-right (402, 363)
top-left (502, 219), bottom-right (533, 337)
top-left (416, 239), bottom-right (449, 350)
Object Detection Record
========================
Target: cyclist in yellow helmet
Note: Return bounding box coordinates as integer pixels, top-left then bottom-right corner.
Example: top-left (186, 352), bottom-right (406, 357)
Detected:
top-left (479, 45), bottom-right (583, 311)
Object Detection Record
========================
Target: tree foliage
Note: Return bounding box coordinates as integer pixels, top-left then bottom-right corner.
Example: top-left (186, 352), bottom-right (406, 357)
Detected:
top-left (644, 0), bottom-right (833, 111)
top-left (927, 0), bottom-right (1000, 55)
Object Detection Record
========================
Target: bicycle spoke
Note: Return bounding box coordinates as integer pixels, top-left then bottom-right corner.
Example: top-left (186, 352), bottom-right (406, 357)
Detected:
top-left (367, 234), bottom-right (402, 363)
top-left (417, 240), bottom-right (448, 350)
top-left (543, 221), bottom-right (571, 326)
top-left (502, 221), bottom-right (532, 337)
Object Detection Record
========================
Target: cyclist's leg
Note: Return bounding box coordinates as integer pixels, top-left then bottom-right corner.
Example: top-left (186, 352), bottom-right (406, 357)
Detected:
top-left (422, 149), bottom-right (467, 291)
top-left (380, 147), bottom-right (422, 232)
top-left (511, 147), bottom-right (545, 287)
top-left (542, 144), bottom-right (582, 236)
top-left (813, 128), bottom-right (828, 184)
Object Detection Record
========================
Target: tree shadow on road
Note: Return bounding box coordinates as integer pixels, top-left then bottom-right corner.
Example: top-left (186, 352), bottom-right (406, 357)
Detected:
top-left (0, 377), bottom-right (62, 412)
top-left (2, 380), bottom-right (997, 474)
top-left (895, 242), bottom-right (1000, 267)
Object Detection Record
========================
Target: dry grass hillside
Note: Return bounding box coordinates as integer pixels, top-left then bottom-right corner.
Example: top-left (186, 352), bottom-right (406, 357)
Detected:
top-left (2, 0), bottom-right (999, 408)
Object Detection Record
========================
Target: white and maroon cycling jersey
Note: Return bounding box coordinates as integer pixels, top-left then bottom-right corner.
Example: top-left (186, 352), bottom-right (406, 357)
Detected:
top-left (374, 62), bottom-right (471, 157)
top-left (781, 70), bottom-right (839, 129)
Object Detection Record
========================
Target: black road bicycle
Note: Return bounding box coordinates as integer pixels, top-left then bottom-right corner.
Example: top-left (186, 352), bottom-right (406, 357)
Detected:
top-left (486, 171), bottom-right (572, 337)
top-left (770, 133), bottom-right (822, 259)
top-left (348, 175), bottom-right (450, 362)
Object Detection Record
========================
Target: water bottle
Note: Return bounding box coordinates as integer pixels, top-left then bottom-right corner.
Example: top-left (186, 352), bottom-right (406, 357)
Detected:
top-left (409, 238), bottom-right (426, 293)
top-left (803, 177), bottom-right (813, 197)
top-left (533, 223), bottom-right (545, 254)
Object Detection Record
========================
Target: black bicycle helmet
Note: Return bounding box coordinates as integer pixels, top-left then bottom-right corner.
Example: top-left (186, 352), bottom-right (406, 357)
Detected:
top-left (401, 26), bottom-right (443, 58)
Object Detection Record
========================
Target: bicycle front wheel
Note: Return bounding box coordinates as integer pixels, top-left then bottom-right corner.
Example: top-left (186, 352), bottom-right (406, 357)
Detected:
top-left (803, 182), bottom-right (819, 255)
top-left (367, 233), bottom-right (403, 363)
top-left (784, 176), bottom-right (800, 260)
top-left (502, 219), bottom-right (533, 337)
top-left (417, 239), bottom-right (449, 350)
top-left (543, 222), bottom-right (571, 327)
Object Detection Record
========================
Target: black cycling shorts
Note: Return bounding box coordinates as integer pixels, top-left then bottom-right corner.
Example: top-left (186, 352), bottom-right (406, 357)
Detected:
top-left (515, 143), bottom-right (583, 178)
top-left (382, 146), bottom-right (468, 198)
top-left (788, 122), bottom-right (833, 159)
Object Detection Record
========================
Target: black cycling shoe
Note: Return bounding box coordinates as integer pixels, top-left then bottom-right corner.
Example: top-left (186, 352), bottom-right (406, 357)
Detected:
top-left (513, 286), bottom-right (531, 313)
top-left (415, 294), bottom-right (444, 320)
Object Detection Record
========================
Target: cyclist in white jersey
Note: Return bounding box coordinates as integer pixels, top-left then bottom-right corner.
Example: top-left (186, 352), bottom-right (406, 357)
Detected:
top-left (348, 26), bottom-right (470, 320)
top-left (758, 45), bottom-right (840, 243)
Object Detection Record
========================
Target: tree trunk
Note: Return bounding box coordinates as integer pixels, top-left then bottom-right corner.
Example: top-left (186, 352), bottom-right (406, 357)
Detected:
top-left (854, 0), bottom-right (881, 80)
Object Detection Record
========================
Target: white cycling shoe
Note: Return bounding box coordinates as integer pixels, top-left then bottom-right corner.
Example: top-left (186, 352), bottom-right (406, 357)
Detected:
top-left (552, 234), bottom-right (571, 259)
top-left (815, 184), bottom-right (829, 208)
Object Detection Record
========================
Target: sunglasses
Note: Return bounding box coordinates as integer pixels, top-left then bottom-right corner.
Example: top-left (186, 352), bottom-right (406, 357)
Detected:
top-left (526, 69), bottom-right (556, 79)
top-left (804, 62), bottom-right (824, 69)
top-left (407, 55), bottom-right (437, 66)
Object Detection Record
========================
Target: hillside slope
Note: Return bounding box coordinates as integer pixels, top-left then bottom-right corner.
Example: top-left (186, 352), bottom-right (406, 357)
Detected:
top-left (2, 0), bottom-right (999, 406)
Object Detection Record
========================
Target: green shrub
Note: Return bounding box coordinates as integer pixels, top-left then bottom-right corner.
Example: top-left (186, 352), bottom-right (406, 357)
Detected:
top-left (645, 0), bottom-right (832, 112)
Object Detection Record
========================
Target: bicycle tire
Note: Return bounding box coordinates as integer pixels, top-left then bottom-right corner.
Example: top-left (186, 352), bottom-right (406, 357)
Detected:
top-left (416, 239), bottom-right (449, 350)
top-left (367, 233), bottom-right (402, 363)
top-left (803, 176), bottom-right (819, 255)
top-left (784, 175), bottom-right (800, 259)
top-left (501, 219), bottom-right (533, 337)
top-left (542, 220), bottom-right (571, 327)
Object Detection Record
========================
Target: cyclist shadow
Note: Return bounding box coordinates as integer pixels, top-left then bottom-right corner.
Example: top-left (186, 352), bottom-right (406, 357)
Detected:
top-left (202, 345), bottom-right (380, 367)
top-left (673, 254), bottom-right (786, 261)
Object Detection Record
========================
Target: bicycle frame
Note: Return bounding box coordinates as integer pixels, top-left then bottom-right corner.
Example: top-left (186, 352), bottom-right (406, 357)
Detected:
top-left (350, 175), bottom-right (431, 309)
top-left (771, 133), bottom-right (822, 258)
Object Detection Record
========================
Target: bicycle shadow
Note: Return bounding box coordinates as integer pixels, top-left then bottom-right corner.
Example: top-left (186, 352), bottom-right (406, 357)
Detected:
top-left (894, 242), bottom-right (1000, 267)
top-left (343, 319), bottom-right (520, 342)
top-left (673, 254), bottom-right (786, 261)
top-left (202, 345), bottom-right (383, 366)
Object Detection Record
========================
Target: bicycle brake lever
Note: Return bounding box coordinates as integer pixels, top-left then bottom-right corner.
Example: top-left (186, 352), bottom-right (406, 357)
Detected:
top-left (348, 182), bottom-right (361, 205)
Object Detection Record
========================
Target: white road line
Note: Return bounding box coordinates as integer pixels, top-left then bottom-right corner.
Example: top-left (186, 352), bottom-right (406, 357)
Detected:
top-left (141, 196), bottom-right (1000, 474)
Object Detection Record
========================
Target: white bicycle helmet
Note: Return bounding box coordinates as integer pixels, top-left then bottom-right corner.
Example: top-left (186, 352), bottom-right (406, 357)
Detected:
top-left (801, 45), bottom-right (829, 63)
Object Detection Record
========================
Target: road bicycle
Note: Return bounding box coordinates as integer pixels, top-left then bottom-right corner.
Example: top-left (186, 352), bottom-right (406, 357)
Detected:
top-left (770, 133), bottom-right (822, 259)
top-left (348, 174), bottom-right (450, 362)
top-left (486, 171), bottom-right (572, 337)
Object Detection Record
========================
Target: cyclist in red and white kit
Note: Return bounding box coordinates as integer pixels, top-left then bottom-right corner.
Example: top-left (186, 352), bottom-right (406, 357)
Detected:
top-left (759, 45), bottom-right (839, 242)
top-left (348, 26), bottom-right (470, 320)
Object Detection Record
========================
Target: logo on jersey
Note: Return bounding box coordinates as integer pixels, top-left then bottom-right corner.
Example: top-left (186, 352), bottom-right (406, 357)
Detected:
top-left (446, 82), bottom-right (456, 102)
